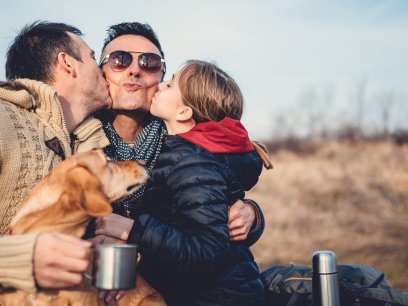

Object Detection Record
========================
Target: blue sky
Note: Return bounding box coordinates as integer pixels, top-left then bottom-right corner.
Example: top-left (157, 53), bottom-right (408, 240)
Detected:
top-left (0, 0), bottom-right (407, 139)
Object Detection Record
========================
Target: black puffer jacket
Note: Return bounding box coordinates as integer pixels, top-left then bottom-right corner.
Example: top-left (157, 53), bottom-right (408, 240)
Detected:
top-left (129, 134), bottom-right (265, 306)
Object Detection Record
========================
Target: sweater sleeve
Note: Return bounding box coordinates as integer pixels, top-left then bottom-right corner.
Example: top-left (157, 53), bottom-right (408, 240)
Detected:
top-left (129, 159), bottom-right (231, 280)
top-left (0, 233), bottom-right (40, 293)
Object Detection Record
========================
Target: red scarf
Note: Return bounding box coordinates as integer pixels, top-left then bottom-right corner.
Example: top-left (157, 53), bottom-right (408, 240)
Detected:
top-left (177, 117), bottom-right (253, 153)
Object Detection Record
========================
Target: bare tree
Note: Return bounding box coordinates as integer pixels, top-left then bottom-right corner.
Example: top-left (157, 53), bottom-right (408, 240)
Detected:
top-left (350, 78), bottom-right (367, 137)
top-left (318, 83), bottom-right (335, 138)
top-left (296, 84), bottom-right (336, 139)
top-left (297, 86), bottom-right (320, 139)
top-left (271, 112), bottom-right (293, 141)
top-left (376, 89), bottom-right (395, 137)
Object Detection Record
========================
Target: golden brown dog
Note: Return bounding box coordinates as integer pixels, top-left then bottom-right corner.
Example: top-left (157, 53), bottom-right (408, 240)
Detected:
top-left (0, 150), bottom-right (166, 306)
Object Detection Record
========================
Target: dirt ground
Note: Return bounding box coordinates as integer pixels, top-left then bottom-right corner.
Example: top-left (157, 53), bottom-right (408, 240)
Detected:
top-left (248, 139), bottom-right (408, 291)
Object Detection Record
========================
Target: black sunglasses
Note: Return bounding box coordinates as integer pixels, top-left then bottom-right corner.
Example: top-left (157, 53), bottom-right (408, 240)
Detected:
top-left (99, 50), bottom-right (166, 74)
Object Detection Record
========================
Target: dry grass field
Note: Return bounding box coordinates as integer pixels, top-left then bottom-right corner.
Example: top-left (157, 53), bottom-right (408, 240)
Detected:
top-left (248, 139), bottom-right (408, 291)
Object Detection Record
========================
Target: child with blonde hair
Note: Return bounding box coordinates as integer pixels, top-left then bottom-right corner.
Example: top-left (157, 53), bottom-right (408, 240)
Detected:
top-left (128, 60), bottom-right (270, 306)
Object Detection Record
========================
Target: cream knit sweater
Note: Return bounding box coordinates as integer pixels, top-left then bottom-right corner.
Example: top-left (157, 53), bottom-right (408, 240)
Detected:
top-left (0, 79), bottom-right (109, 292)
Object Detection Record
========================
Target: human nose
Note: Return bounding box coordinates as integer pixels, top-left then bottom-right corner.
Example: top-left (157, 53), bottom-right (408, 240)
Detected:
top-left (127, 55), bottom-right (142, 77)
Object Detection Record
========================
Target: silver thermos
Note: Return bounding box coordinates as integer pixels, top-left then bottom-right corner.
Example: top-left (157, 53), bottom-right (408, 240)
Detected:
top-left (312, 251), bottom-right (341, 306)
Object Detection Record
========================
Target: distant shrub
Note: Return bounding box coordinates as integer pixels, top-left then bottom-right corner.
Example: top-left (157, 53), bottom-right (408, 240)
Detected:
top-left (262, 137), bottom-right (318, 155)
top-left (335, 124), bottom-right (363, 141)
top-left (392, 130), bottom-right (408, 146)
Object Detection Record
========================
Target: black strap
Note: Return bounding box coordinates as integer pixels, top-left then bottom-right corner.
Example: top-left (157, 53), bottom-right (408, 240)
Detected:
top-left (370, 273), bottom-right (385, 288)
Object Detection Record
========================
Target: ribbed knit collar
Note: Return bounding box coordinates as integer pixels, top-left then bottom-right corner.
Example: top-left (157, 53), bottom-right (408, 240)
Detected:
top-left (0, 78), bottom-right (69, 140)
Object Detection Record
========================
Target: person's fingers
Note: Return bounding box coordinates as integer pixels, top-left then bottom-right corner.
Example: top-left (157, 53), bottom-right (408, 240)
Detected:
top-left (35, 234), bottom-right (91, 264)
top-left (105, 290), bottom-right (119, 304)
top-left (230, 226), bottom-right (248, 239)
top-left (98, 290), bottom-right (108, 302)
top-left (87, 236), bottom-right (101, 245)
top-left (230, 234), bottom-right (247, 241)
top-left (115, 290), bottom-right (126, 301)
top-left (36, 267), bottom-right (84, 288)
top-left (54, 254), bottom-right (90, 273)
top-left (52, 239), bottom-right (92, 261)
top-left (33, 233), bottom-right (92, 288)
top-left (95, 227), bottom-right (125, 239)
top-left (95, 214), bottom-right (126, 228)
top-left (228, 218), bottom-right (245, 231)
top-left (229, 228), bottom-right (248, 239)
top-left (228, 199), bottom-right (245, 221)
top-left (228, 206), bottom-right (241, 223)
top-left (91, 234), bottom-right (126, 245)
top-left (53, 232), bottom-right (92, 247)
top-left (102, 236), bottom-right (126, 244)
top-left (94, 214), bottom-right (133, 240)
top-left (230, 227), bottom-right (245, 236)
top-left (46, 233), bottom-right (92, 261)
top-left (36, 249), bottom-right (89, 274)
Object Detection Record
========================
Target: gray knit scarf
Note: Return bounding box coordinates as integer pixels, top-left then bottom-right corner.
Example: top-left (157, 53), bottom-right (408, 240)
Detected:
top-left (102, 117), bottom-right (167, 218)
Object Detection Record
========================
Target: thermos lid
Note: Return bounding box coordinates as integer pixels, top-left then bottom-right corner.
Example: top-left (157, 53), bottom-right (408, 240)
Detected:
top-left (312, 250), bottom-right (338, 274)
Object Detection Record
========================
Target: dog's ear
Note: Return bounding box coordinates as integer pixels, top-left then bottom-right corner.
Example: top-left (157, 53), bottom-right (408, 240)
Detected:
top-left (74, 150), bottom-right (107, 174)
top-left (65, 166), bottom-right (112, 216)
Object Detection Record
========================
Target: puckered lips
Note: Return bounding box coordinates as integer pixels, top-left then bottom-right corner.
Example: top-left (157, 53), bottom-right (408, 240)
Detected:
top-left (123, 82), bottom-right (142, 91)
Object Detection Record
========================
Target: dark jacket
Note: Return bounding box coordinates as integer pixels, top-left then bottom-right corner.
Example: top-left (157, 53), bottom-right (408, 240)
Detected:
top-left (129, 118), bottom-right (265, 306)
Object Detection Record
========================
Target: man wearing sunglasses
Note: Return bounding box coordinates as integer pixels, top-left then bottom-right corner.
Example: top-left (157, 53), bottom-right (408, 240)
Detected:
top-left (87, 22), bottom-right (266, 303)
top-left (0, 21), bottom-right (111, 293)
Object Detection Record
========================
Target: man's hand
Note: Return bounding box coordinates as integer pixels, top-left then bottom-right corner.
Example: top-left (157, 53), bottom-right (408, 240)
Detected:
top-left (33, 232), bottom-right (92, 288)
top-left (228, 199), bottom-right (256, 241)
top-left (88, 235), bottom-right (126, 245)
top-left (94, 213), bottom-right (134, 241)
top-left (98, 289), bottom-right (125, 304)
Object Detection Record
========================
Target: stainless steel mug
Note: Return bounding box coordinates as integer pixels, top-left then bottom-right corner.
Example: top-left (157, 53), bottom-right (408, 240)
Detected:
top-left (312, 250), bottom-right (341, 306)
top-left (93, 244), bottom-right (139, 290)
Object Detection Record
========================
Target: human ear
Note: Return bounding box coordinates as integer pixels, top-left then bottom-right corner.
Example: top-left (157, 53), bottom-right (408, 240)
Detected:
top-left (176, 106), bottom-right (193, 122)
top-left (56, 52), bottom-right (76, 77)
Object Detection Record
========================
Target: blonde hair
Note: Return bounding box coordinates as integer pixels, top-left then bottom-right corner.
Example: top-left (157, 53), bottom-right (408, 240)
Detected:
top-left (178, 60), bottom-right (243, 123)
